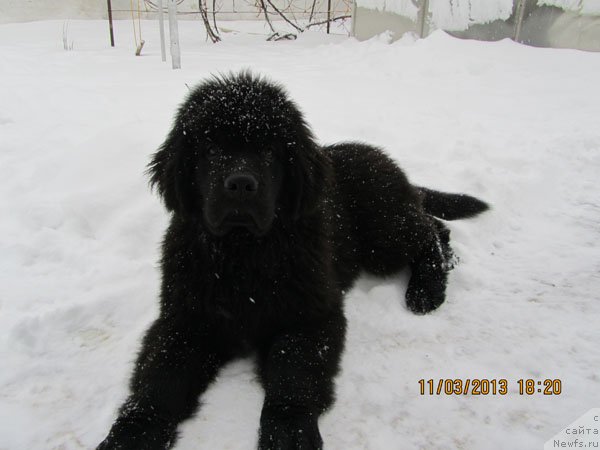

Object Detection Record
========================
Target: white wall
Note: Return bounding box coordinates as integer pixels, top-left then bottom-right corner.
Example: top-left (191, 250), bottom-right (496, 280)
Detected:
top-left (0, 0), bottom-right (342, 24)
top-left (0, 1), bottom-right (230, 23)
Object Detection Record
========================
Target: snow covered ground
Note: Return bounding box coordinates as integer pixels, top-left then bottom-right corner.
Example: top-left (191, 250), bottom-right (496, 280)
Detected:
top-left (1, 19), bottom-right (599, 450)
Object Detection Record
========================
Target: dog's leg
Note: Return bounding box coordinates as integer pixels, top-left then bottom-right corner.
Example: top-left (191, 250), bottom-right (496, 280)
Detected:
top-left (405, 218), bottom-right (454, 314)
top-left (256, 311), bottom-right (346, 450)
top-left (97, 317), bottom-right (229, 450)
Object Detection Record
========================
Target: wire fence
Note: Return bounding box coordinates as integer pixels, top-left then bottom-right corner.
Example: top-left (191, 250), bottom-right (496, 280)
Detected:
top-left (109, 0), bottom-right (354, 35)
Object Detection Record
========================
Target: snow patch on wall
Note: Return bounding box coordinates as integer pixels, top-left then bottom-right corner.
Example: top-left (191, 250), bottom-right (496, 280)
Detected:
top-left (355, 0), bottom-right (514, 29)
top-left (428, 0), bottom-right (514, 31)
top-left (539, 0), bottom-right (600, 15)
top-left (355, 0), bottom-right (419, 20)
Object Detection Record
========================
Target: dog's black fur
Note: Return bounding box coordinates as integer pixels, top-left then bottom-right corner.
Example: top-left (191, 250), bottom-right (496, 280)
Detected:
top-left (97, 72), bottom-right (488, 450)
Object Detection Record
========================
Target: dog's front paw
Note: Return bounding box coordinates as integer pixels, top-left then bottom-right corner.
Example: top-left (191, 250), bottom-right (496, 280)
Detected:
top-left (258, 406), bottom-right (323, 450)
top-left (96, 414), bottom-right (175, 450)
top-left (405, 281), bottom-right (445, 315)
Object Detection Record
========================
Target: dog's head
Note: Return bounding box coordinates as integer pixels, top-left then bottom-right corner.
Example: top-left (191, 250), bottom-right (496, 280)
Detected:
top-left (148, 72), bottom-right (331, 237)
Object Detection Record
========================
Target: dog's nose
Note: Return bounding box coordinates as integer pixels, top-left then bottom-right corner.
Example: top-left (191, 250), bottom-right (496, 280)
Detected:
top-left (224, 173), bottom-right (258, 197)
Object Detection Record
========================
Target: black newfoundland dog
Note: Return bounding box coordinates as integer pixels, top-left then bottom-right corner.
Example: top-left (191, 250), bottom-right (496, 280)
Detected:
top-left (98, 72), bottom-right (488, 450)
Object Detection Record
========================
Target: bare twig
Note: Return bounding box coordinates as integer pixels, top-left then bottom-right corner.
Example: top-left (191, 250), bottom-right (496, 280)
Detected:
top-left (258, 0), bottom-right (276, 33)
top-left (308, 0), bottom-right (317, 23)
top-left (305, 14), bottom-right (351, 29)
top-left (267, 32), bottom-right (297, 40)
top-left (265, 0), bottom-right (304, 32)
top-left (211, 0), bottom-right (218, 33)
top-left (194, 0), bottom-right (350, 43)
top-left (275, 33), bottom-right (297, 40)
top-left (198, 0), bottom-right (221, 42)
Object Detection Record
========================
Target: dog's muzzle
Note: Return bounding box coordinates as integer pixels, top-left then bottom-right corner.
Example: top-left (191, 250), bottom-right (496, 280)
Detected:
top-left (204, 172), bottom-right (273, 237)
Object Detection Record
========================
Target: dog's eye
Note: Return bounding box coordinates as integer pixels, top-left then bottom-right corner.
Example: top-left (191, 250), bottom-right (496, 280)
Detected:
top-left (206, 146), bottom-right (222, 160)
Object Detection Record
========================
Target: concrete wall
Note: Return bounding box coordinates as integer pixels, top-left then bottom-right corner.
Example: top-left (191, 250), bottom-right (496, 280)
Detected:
top-left (352, 0), bottom-right (600, 52)
top-left (352, 6), bottom-right (417, 41)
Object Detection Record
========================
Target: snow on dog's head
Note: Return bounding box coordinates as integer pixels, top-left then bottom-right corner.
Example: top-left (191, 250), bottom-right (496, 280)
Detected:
top-left (147, 71), bottom-right (331, 237)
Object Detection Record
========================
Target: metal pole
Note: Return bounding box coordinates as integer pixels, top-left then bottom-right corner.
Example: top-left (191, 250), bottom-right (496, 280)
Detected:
top-left (326, 0), bottom-right (331, 34)
top-left (350, 0), bottom-right (357, 37)
top-left (418, 0), bottom-right (430, 38)
top-left (157, 0), bottom-right (167, 62)
top-left (107, 0), bottom-right (115, 47)
top-left (514, 0), bottom-right (527, 43)
top-left (167, 0), bottom-right (181, 69)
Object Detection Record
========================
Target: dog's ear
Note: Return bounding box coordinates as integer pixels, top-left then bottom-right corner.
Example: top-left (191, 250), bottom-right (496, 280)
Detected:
top-left (147, 122), bottom-right (195, 214)
top-left (291, 139), bottom-right (332, 220)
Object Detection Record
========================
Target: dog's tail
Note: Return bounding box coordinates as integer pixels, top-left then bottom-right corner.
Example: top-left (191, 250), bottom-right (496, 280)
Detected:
top-left (418, 187), bottom-right (489, 221)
